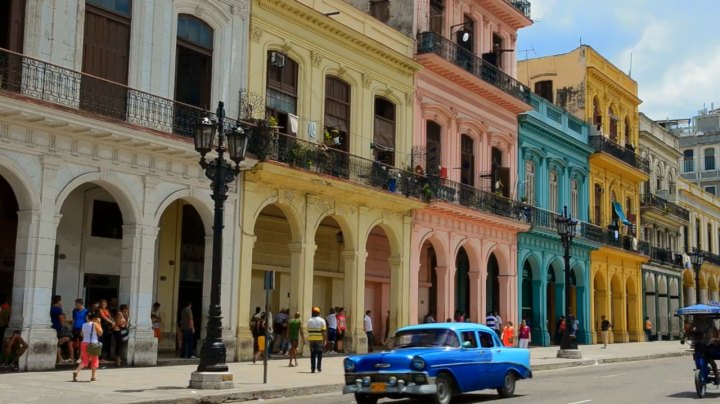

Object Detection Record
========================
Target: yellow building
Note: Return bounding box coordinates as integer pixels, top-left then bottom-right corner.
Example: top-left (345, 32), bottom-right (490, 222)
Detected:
top-left (519, 46), bottom-right (650, 343)
top-left (677, 178), bottom-right (720, 305)
top-left (236, 0), bottom-right (424, 359)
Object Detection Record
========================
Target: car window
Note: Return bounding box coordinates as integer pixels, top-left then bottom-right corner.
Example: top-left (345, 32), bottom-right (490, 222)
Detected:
top-left (460, 331), bottom-right (478, 348)
top-left (479, 331), bottom-right (495, 348)
top-left (393, 329), bottom-right (461, 348)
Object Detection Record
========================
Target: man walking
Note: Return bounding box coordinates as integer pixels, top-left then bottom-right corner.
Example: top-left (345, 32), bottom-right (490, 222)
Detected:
top-left (364, 310), bottom-right (374, 352)
top-left (325, 308), bottom-right (337, 354)
top-left (180, 301), bottom-right (196, 359)
top-left (600, 315), bottom-right (611, 348)
top-left (645, 316), bottom-right (653, 342)
top-left (306, 307), bottom-right (326, 373)
top-left (485, 311), bottom-right (497, 330)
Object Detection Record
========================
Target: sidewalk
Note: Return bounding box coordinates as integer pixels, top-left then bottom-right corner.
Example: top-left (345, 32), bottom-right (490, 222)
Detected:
top-left (0, 341), bottom-right (691, 404)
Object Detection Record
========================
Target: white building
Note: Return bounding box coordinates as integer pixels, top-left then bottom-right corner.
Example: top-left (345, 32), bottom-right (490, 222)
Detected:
top-left (0, 0), bottom-right (250, 370)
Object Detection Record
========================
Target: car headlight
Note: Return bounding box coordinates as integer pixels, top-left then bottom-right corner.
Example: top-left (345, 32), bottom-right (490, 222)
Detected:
top-left (344, 358), bottom-right (355, 372)
top-left (410, 356), bottom-right (425, 371)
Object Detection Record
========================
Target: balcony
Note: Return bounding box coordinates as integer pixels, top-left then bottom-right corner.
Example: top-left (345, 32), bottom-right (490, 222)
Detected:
top-left (701, 250), bottom-right (720, 267)
top-left (649, 246), bottom-right (683, 268)
top-left (508, 0), bottom-right (532, 18)
top-left (640, 194), bottom-right (690, 222)
top-left (0, 47), bottom-right (223, 138)
top-left (528, 205), bottom-right (650, 256)
top-left (589, 135), bottom-right (650, 173)
top-left (430, 178), bottom-right (530, 222)
top-left (416, 31), bottom-right (530, 105)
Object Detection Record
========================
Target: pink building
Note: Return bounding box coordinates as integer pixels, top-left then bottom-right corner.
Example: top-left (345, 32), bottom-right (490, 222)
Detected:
top-left (410, 0), bottom-right (533, 325)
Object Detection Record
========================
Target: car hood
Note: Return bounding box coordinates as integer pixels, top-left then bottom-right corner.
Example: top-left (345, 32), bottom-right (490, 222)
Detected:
top-left (349, 348), bottom-right (447, 372)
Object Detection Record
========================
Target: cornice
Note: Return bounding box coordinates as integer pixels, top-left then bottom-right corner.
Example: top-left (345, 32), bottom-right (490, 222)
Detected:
top-left (256, 0), bottom-right (422, 76)
top-left (519, 116), bottom-right (594, 157)
top-left (587, 68), bottom-right (641, 107)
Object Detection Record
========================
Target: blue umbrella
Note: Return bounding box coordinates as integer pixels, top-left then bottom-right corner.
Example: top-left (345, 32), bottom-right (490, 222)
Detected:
top-left (676, 304), bottom-right (720, 315)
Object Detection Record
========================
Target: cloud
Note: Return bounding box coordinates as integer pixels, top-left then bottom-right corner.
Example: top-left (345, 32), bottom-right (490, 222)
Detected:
top-left (528, 0), bottom-right (557, 22)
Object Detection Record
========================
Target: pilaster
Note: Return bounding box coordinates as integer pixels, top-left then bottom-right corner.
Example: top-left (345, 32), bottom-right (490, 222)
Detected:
top-left (342, 249), bottom-right (368, 354)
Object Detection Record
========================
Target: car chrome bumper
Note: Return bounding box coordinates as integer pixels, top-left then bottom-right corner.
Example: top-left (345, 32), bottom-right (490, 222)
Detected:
top-left (343, 383), bottom-right (437, 395)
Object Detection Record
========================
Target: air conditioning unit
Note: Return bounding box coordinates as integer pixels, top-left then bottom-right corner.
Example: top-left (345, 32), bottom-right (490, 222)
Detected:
top-left (269, 51), bottom-right (286, 68)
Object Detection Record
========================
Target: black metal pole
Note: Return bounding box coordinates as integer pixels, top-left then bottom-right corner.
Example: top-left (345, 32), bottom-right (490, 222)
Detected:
top-left (197, 102), bottom-right (232, 373)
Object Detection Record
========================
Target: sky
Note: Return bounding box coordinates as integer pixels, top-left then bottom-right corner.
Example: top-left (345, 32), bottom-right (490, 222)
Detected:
top-left (516, 0), bottom-right (720, 121)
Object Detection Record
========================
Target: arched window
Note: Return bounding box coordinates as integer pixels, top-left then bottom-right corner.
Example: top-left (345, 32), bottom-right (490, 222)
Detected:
top-left (609, 106), bottom-right (618, 141)
top-left (374, 97), bottom-right (396, 165)
top-left (426, 121), bottom-right (442, 177)
top-left (592, 97), bottom-right (601, 130)
top-left (684, 150), bottom-right (694, 172)
top-left (429, 0), bottom-right (444, 35)
top-left (324, 76), bottom-right (351, 152)
top-left (491, 147), bottom-right (507, 197)
top-left (593, 184), bottom-right (602, 225)
top-left (655, 164), bottom-right (663, 192)
top-left (266, 51), bottom-right (298, 136)
top-left (705, 148), bottom-right (715, 171)
top-left (175, 14), bottom-right (213, 109)
top-left (625, 116), bottom-right (633, 148)
top-left (549, 170), bottom-right (558, 213)
top-left (460, 135), bottom-right (474, 186)
top-left (525, 160), bottom-right (535, 205)
top-left (571, 179), bottom-right (579, 218)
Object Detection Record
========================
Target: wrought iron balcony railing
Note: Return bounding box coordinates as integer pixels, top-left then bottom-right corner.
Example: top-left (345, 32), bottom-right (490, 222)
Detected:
top-left (527, 205), bottom-right (650, 256)
top-left (416, 31), bottom-right (530, 104)
top-left (640, 194), bottom-right (690, 221)
top-left (431, 178), bottom-right (531, 222)
top-left (649, 246), bottom-right (683, 267)
top-left (589, 135), bottom-right (650, 173)
top-left (701, 250), bottom-right (720, 267)
top-left (508, 0), bottom-right (531, 18)
top-left (0, 47), bottom-right (238, 138)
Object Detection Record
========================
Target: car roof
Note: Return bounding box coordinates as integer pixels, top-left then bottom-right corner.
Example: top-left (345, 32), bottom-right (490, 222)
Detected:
top-left (398, 323), bottom-right (494, 333)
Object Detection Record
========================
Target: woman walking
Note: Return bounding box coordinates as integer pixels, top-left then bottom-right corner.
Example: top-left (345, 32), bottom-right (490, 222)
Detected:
top-left (73, 312), bottom-right (103, 382)
top-left (336, 308), bottom-right (346, 353)
top-left (501, 322), bottom-right (515, 347)
top-left (287, 312), bottom-right (303, 367)
top-left (113, 304), bottom-right (129, 367)
top-left (518, 320), bottom-right (531, 348)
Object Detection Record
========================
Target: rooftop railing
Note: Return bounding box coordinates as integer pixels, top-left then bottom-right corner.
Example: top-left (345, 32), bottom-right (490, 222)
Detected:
top-left (508, 0), bottom-right (532, 18)
top-left (589, 135), bottom-right (650, 173)
top-left (416, 31), bottom-right (530, 104)
top-left (640, 194), bottom-right (690, 221)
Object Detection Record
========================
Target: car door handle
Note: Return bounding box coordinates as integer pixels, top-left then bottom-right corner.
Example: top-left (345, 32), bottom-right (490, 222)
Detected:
top-left (494, 349), bottom-right (501, 353)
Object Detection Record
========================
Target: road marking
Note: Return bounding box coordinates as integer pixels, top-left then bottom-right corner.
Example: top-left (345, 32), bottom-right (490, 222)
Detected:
top-left (597, 373), bottom-right (624, 378)
top-left (567, 400), bottom-right (593, 404)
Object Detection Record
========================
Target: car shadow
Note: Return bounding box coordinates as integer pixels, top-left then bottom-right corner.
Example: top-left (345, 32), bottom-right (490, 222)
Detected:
top-left (666, 391), bottom-right (720, 399)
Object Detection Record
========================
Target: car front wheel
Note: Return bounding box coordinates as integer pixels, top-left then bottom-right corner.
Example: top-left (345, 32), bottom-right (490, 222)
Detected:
top-left (354, 393), bottom-right (378, 404)
top-left (433, 373), bottom-right (454, 404)
top-left (497, 371), bottom-right (516, 398)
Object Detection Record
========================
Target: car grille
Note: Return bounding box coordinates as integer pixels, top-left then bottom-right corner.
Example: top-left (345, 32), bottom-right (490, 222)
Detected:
top-left (345, 372), bottom-right (428, 385)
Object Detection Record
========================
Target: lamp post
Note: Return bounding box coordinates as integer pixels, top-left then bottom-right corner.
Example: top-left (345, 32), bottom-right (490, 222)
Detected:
top-left (189, 101), bottom-right (248, 389)
top-left (555, 207), bottom-right (580, 358)
top-left (690, 248), bottom-right (704, 305)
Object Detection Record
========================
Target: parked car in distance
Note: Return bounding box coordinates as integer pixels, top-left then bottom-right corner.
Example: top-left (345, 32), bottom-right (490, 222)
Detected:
top-left (342, 323), bottom-right (532, 404)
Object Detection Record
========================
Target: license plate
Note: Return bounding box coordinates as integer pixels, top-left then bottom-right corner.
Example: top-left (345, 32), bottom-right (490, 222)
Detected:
top-left (370, 382), bottom-right (386, 392)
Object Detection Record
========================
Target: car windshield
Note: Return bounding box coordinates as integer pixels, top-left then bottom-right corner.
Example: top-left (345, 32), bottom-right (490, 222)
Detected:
top-left (391, 329), bottom-right (461, 349)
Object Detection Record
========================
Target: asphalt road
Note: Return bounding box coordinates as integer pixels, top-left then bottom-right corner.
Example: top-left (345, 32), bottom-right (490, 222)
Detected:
top-left (257, 356), bottom-right (715, 404)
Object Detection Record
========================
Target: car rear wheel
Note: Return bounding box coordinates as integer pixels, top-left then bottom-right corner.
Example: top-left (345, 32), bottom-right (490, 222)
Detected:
top-left (497, 371), bottom-right (516, 398)
top-left (433, 373), bottom-right (454, 404)
top-left (354, 393), bottom-right (378, 404)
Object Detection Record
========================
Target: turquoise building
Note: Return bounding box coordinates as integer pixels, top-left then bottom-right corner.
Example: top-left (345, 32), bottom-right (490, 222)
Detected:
top-left (517, 94), bottom-right (597, 346)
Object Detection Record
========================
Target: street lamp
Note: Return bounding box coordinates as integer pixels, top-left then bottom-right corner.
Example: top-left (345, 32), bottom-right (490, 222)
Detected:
top-left (555, 207), bottom-right (580, 357)
top-left (189, 101), bottom-right (248, 389)
top-left (690, 248), bottom-right (704, 305)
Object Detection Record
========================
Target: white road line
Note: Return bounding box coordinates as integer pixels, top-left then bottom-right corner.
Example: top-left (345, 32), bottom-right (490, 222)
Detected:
top-left (567, 400), bottom-right (593, 404)
top-left (597, 373), bottom-right (623, 378)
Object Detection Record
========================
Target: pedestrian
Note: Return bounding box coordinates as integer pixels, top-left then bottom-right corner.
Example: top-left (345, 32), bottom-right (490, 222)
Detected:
top-left (555, 316), bottom-right (566, 345)
top-left (485, 311), bottom-right (497, 330)
top-left (73, 312), bottom-right (102, 382)
top-left (51, 295), bottom-right (74, 364)
top-left (494, 312), bottom-right (503, 337)
top-left (180, 301), bottom-right (196, 359)
top-left (2, 330), bottom-right (27, 371)
top-left (71, 298), bottom-right (88, 362)
top-left (113, 304), bottom-right (129, 367)
top-left (501, 322), bottom-right (515, 347)
top-left (287, 312), bottom-right (303, 367)
top-left (250, 306), bottom-right (262, 361)
top-left (325, 308), bottom-right (337, 354)
top-left (518, 320), bottom-right (531, 348)
top-left (364, 310), bottom-right (374, 352)
top-left (0, 295), bottom-right (10, 354)
top-left (600, 315), bottom-right (611, 348)
top-left (151, 302), bottom-right (162, 341)
top-left (424, 312), bottom-right (436, 324)
top-left (306, 307), bottom-right (326, 373)
top-left (645, 316), bottom-right (653, 342)
top-left (384, 310), bottom-right (391, 344)
top-left (97, 299), bottom-right (115, 361)
top-left (336, 307), bottom-right (347, 353)
top-left (254, 312), bottom-right (268, 363)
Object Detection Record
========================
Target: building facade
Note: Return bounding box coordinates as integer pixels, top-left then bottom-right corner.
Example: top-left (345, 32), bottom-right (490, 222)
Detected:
top-left (677, 108), bottom-right (720, 196)
top-left (517, 93), bottom-right (595, 345)
top-left (406, 0), bottom-right (533, 326)
top-left (638, 113), bottom-right (687, 340)
top-left (0, 0), bottom-right (251, 370)
top-left (240, 0), bottom-right (425, 357)
top-left (519, 46), bottom-right (651, 343)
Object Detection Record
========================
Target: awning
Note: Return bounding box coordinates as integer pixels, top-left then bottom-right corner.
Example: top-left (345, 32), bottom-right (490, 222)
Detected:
top-left (612, 201), bottom-right (631, 225)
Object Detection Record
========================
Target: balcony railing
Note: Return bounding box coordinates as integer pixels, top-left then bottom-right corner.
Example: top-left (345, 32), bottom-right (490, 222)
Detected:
top-left (0, 47), bottom-right (234, 138)
top-left (431, 178), bottom-right (531, 222)
top-left (649, 246), bottom-right (683, 267)
top-left (528, 205), bottom-right (650, 256)
top-left (416, 31), bottom-right (530, 104)
top-left (589, 135), bottom-right (650, 173)
top-left (640, 194), bottom-right (690, 221)
top-left (508, 0), bottom-right (532, 18)
top-left (701, 250), bottom-right (720, 267)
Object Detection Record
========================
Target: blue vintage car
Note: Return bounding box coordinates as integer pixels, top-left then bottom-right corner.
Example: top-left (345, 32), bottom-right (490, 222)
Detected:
top-left (343, 323), bottom-right (532, 404)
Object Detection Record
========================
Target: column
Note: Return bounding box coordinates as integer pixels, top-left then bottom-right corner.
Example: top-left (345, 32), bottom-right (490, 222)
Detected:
top-left (290, 242), bottom-right (315, 356)
top-left (389, 255), bottom-right (409, 334)
top-left (446, 265), bottom-right (457, 321)
top-left (532, 278), bottom-right (548, 346)
top-left (434, 266), bottom-right (449, 322)
top-left (235, 232), bottom-right (256, 361)
top-left (119, 224), bottom-right (159, 366)
top-left (469, 271), bottom-right (481, 323)
top-left (343, 249), bottom-right (368, 353)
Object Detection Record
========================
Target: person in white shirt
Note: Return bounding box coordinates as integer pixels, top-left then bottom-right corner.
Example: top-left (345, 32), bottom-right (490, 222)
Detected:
top-left (364, 310), bottom-right (374, 352)
top-left (325, 308), bottom-right (337, 353)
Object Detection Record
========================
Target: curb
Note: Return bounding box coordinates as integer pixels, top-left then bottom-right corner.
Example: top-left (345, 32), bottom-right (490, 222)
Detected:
top-left (126, 351), bottom-right (692, 404)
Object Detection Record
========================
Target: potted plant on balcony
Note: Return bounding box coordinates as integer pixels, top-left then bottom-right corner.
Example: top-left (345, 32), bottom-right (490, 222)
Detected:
top-left (324, 127), bottom-right (342, 146)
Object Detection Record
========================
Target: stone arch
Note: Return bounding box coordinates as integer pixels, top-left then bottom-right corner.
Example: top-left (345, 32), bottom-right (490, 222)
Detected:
top-left (484, 244), bottom-right (511, 276)
top-left (416, 230), bottom-right (450, 269)
top-left (682, 268), bottom-right (695, 287)
top-left (547, 256), bottom-right (565, 283)
top-left (519, 251), bottom-right (542, 280)
top-left (362, 216), bottom-right (401, 259)
top-left (454, 238), bottom-right (482, 272)
top-left (250, 196), bottom-right (304, 244)
top-left (645, 272), bottom-right (656, 293)
top-left (421, 103), bottom-right (454, 126)
top-left (313, 209), bottom-right (358, 251)
top-left (0, 156), bottom-right (39, 211)
top-left (55, 172), bottom-right (141, 225)
top-left (152, 189), bottom-right (214, 235)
